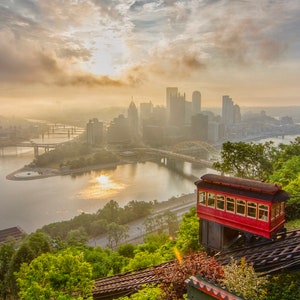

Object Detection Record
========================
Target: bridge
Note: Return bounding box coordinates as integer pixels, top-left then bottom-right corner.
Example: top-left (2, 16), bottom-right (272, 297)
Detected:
top-left (14, 142), bottom-right (64, 157)
top-left (135, 147), bottom-right (214, 168)
top-left (1, 123), bottom-right (84, 156)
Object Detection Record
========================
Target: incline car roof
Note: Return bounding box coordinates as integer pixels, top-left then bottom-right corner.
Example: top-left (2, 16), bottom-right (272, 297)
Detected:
top-left (195, 173), bottom-right (290, 202)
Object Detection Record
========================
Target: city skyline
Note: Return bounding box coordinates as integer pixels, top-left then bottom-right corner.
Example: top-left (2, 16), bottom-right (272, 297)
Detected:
top-left (0, 0), bottom-right (300, 116)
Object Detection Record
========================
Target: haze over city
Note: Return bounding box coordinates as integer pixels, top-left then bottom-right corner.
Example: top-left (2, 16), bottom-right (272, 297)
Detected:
top-left (0, 0), bottom-right (299, 117)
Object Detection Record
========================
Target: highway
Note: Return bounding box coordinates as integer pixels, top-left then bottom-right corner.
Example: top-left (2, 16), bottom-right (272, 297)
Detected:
top-left (88, 193), bottom-right (196, 248)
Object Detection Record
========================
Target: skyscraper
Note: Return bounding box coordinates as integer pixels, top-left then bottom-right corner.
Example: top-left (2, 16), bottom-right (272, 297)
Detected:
top-left (169, 92), bottom-right (186, 127)
top-left (222, 95), bottom-right (234, 125)
top-left (86, 118), bottom-right (103, 145)
top-left (191, 113), bottom-right (208, 141)
top-left (127, 101), bottom-right (139, 140)
top-left (107, 114), bottom-right (131, 145)
top-left (166, 87), bottom-right (178, 122)
top-left (139, 101), bottom-right (153, 128)
top-left (192, 90), bottom-right (201, 114)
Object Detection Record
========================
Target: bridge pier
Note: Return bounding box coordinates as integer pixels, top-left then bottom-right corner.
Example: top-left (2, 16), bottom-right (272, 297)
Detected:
top-left (160, 157), bottom-right (167, 165)
top-left (161, 157), bottom-right (184, 173)
top-left (34, 145), bottom-right (39, 157)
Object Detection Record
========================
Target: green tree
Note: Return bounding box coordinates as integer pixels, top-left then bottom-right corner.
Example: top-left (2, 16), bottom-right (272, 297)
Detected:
top-left (7, 243), bottom-right (36, 297)
top-left (213, 141), bottom-right (277, 180)
top-left (269, 156), bottom-right (300, 187)
top-left (284, 174), bottom-right (300, 202)
top-left (17, 249), bottom-right (94, 300)
top-left (175, 207), bottom-right (201, 254)
top-left (130, 232), bottom-right (175, 265)
top-left (89, 219), bottom-right (107, 237)
top-left (143, 217), bottom-right (157, 234)
top-left (116, 284), bottom-right (163, 299)
top-left (26, 232), bottom-right (52, 256)
top-left (0, 243), bottom-right (15, 299)
top-left (5, 232), bottom-right (53, 298)
top-left (122, 251), bottom-right (163, 272)
top-left (265, 272), bottom-right (300, 300)
top-left (106, 223), bottom-right (129, 249)
top-left (275, 137), bottom-right (300, 170)
top-left (118, 244), bottom-right (136, 258)
top-left (81, 246), bottom-right (126, 279)
top-left (142, 233), bottom-right (170, 252)
top-left (66, 227), bottom-right (89, 246)
top-left (163, 211), bottom-right (179, 237)
top-left (120, 200), bottom-right (153, 223)
top-left (221, 258), bottom-right (268, 300)
top-left (268, 156), bottom-right (300, 220)
top-left (143, 211), bottom-right (178, 236)
top-left (98, 200), bottom-right (121, 224)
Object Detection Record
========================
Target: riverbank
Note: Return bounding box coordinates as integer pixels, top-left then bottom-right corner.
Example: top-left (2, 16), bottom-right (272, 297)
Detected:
top-left (6, 162), bottom-right (123, 181)
top-left (88, 192), bottom-right (196, 248)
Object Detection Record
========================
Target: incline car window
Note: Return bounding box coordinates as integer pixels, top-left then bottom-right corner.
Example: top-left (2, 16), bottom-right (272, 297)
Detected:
top-left (207, 193), bottom-right (215, 207)
top-left (247, 202), bottom-right (257, 218)
top-left (272, 203), bottom-right (282, 220)
top-left (258, 204), bottom-right (269, 221)
top-left (226, 197), bottom-right (235, 213)
top-left (216, 195), bottom-right (225, 210)
top-left (199, 191), bottom-right (206, 205)
top-left (236, 200), bottom-right (246, 215)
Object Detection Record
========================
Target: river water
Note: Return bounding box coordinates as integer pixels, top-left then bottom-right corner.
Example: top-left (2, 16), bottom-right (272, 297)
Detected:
top-left (0, 137), bottom-right (213, 233)
top-left (1, 132), bottom-right (298, 234)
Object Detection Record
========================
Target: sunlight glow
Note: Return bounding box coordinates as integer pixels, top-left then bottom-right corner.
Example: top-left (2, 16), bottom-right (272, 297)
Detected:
top-left (96, 174), bottom-right (111, 186)
top-left (79, 173), bottom-right (126, 200)
top-left (174, 246), bottom-right (183, 264)
top-left (82, 34), bottom-right (128, 77)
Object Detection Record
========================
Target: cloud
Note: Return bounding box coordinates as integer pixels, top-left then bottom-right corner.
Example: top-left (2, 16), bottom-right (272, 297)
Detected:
top-left (0, 0), bottom-right (299, 94)
top-left (204, 1), bottom-right (298, 66)
top-left (0, 1), bottom-right (130, 87)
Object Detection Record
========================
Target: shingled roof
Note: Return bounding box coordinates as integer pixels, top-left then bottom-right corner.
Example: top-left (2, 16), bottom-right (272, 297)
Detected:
top-left (0, 226), bottom-right (26, 245)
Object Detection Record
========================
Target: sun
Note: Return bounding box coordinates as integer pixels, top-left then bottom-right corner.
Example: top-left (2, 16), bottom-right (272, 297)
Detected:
top-left (78, 172), bottom-right (126, 200)
top-left (96, 174), bottom-right (111, 186)
top-left (81, 34), bottom-right (128, 77)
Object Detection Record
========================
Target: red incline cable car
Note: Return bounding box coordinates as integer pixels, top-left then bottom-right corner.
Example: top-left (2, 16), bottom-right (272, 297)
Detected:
top-left (195, 174), bottom-right (290, 251)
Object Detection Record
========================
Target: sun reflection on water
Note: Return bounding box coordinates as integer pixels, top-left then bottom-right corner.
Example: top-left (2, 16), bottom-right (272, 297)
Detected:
top-left (79, 173), bottom-right (126, 200)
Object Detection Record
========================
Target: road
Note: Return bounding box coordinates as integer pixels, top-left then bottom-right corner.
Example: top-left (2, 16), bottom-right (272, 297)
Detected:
top-left (88, 193), bottom-right (196, 248)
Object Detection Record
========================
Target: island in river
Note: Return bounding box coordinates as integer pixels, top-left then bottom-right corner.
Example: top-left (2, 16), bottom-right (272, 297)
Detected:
top-left (6, 162), bottom-right (123, 181)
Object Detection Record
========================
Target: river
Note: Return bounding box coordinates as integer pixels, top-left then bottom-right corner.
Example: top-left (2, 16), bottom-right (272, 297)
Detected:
top-left (0, 144), bottom-right (213, 234)
top-left (1, 132), bottom-right (298, 234)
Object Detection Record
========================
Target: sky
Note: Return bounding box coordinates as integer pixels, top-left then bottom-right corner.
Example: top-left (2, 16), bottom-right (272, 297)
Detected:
top-left (0, 0), bottom-right (300, 116)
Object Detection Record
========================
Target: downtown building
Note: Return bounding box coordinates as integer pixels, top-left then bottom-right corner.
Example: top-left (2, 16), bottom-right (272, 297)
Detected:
top-left (222, 95), bottom-right (241, 139)
top-left (86, 118), bottom-right (103, 145)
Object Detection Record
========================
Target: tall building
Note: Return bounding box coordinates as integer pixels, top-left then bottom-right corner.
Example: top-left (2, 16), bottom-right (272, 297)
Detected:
top-left (233, 104), bottom-right (241, 123)
top-left (86, 118), bottom-right (103, 145)
top-left (107, 114), bottom-right (131, 145)
top-left (169, 92), bottom-right (186, 127)
top-left (185, 101), bottom-right (193, 125)
top-left (127, 101), bottom-right (139, 137)
top-left (151, 105), bottom-right (167, 126)
top-left (192, 91), bottom-right (201, 114)
top-left (222, 95), bottom-right (234, 125)
top-left (191, 113), bottom-right (208, 141)
top-left (139, 101), bottom-right (153, 129)
top-left (142, 125), bottom-right (165, 146)
top-left (208, 121), bottom-right (220, 143)
top-left (166, 87), bottom-right (178, 122)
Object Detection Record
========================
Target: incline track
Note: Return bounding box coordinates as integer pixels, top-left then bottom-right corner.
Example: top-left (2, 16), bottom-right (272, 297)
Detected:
top-left (215, 229), bottom-right (300, 274)
top-left (93, 262), bottom-right (171, 300)
top-left (93, 229), bottom-right (300, 299)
